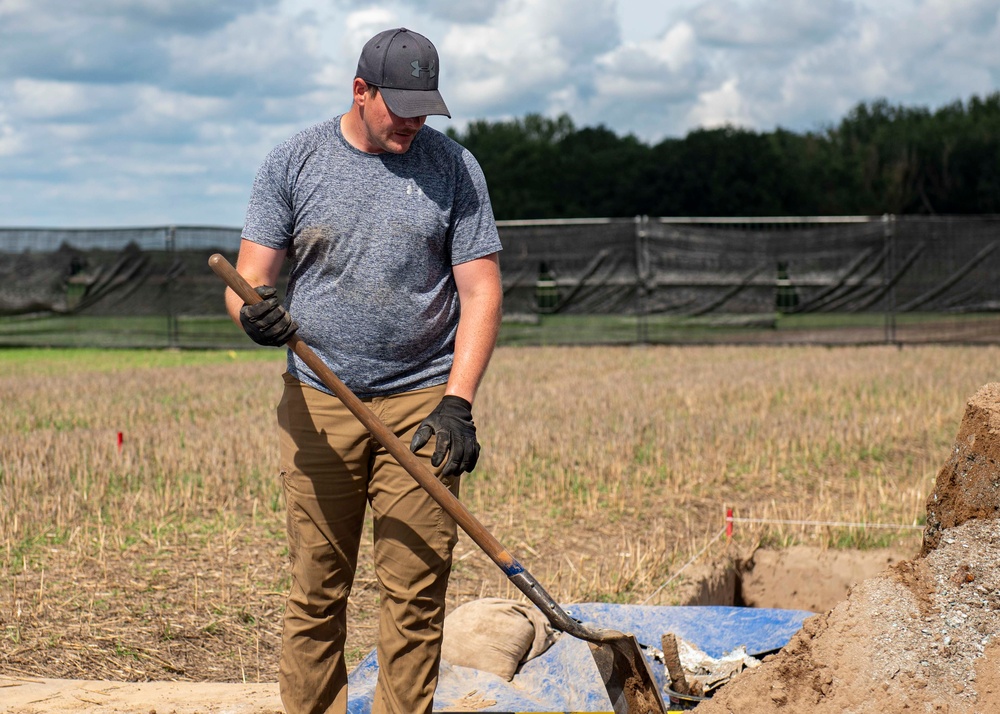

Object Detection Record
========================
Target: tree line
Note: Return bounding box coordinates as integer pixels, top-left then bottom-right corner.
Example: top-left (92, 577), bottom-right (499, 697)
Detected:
top-left (447, 92), bottom-right (1000, 219)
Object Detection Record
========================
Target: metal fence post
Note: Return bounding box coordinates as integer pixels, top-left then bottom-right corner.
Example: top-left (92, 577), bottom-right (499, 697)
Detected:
top-left (635, 215), bottom-right (649, 344)
top-left (883, 214), bottom-right (896, 344)
top-left (166, 225), bottom-right (178, 348)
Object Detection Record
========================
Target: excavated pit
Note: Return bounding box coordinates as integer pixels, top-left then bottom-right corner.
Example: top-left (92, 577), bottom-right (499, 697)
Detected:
top-left (677, 544), bottom-right (917, 615)
top-left (683, 382), bottom-right (1000, 713)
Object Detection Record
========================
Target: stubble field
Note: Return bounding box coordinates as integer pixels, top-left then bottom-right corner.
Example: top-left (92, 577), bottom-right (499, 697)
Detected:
top-left (1, 344), bottom-right (995, 686)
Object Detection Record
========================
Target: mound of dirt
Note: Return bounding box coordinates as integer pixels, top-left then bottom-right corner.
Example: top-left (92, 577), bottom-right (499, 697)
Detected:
top-left (695, 382), bottom-right (1000, 714)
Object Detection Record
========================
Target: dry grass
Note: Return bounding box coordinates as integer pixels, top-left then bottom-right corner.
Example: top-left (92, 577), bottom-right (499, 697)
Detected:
top-left (1, 344), bottom-right (996, 683)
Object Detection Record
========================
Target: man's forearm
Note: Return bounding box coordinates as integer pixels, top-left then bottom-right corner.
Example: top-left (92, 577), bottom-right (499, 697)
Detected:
top-left (448, 299), bottom-right (501, 403)
top-left (227, 239), bottom-right (288, 326)
top-left (448, 256), bottom-right (503, 404)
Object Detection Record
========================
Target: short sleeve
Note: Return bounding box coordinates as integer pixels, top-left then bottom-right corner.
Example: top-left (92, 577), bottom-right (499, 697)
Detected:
top-left (241, 144), bottom-right (296, 250)
top-left (448, 149), bottom-right (502, 265)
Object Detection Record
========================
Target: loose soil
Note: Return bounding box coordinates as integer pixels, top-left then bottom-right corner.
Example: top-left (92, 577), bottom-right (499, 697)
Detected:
top-left (695, 518), bottom-right (1000, 714)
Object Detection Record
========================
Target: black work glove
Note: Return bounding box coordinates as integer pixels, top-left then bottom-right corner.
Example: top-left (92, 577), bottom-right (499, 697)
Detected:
top-left (410, 395), bottom-right (480, 478)
top-left (239, 285), bottom-right (298, 346)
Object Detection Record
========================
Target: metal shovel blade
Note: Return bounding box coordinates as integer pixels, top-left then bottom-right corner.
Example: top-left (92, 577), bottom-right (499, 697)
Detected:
top-left (508, 563), bottom-right (669, 714)
top-left (588, 633), bottom-right (667, 714)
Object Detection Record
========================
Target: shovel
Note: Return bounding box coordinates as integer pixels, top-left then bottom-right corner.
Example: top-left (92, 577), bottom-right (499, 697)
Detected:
top-left (209, 254), bottom-right (667, 714)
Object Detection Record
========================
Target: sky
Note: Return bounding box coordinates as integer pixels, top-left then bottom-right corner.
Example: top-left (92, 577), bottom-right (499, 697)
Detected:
top-left (0, 0), bottom-right (998, 228)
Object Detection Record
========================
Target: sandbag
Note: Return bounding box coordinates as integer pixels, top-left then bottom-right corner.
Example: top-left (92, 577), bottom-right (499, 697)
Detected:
top-left (441, 597), bottom-right (558, 680)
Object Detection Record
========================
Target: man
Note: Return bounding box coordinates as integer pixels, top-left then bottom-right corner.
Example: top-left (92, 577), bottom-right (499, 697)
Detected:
top-left (224, 28), bottom-right (503, 714)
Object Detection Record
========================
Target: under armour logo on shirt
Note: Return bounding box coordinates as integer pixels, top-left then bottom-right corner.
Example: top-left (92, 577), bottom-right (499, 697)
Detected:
top-left (411, 60), bottom-right (436, 78)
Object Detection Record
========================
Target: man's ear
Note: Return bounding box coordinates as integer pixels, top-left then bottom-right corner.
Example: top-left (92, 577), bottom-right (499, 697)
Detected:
top-left (352, 78), bottom-right (369, 108)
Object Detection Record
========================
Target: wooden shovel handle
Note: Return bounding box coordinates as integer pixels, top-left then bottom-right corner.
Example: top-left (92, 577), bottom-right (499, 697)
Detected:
top-left (208, 253), bottom-right (521, 574)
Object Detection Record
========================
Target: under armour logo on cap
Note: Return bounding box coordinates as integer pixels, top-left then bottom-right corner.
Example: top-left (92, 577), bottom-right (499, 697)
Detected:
top-left (355, 27), bottom-right (451, 118)
top-left (411, 60), bottom-right (437, 79)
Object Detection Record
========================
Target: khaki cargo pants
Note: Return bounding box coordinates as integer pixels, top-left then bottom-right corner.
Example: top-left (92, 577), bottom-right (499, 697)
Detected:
top-left (276, 373), bottom-right (459, 714)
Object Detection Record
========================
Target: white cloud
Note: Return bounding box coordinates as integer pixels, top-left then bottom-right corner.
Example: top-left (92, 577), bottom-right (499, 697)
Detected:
top-left (164, 8), bottom-right (325, 96)
top-left (0, 114), bottom-right (23, 157)
top-left (593, 22), bottom-right (698, 97)
top-left (691, 0), bottom-right (854, 48)
top-left (422, 0), bottom-right (499, 24)
top-left (439, 0), bottom-right (619, 115)
top-left (344, 7), bottom-right (401, 48)
top-left (206, 182), bottom-right (247, 196)
top-left (10, 79), bottom-right (99, 119)
top-left (617, 0), bottom-right (685, 43)
top-left (44, 124), bottom-right (95, 144)
top-left (655, 22), bottom-right (698, 73)
top-left (686, 77), bottom-right (752, 129)
top-left (131, 86), bottom-right (231, 123)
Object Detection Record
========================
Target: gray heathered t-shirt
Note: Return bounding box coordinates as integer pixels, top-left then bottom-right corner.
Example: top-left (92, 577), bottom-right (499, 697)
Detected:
top-left (242, 116), bottom-right (502, 398)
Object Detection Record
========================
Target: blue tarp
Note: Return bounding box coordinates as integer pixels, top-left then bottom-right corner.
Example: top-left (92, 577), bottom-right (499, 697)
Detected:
top-left (346, 604), bottom-right (814, 713)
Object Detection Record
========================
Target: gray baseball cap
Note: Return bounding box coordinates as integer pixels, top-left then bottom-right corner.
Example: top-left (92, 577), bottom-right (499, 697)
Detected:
top-left (355, 28), bottom-right (451, 119)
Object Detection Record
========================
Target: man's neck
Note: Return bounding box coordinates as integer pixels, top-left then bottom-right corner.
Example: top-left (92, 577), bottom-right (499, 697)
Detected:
top-left (340, 109), bottom-right (380, 154)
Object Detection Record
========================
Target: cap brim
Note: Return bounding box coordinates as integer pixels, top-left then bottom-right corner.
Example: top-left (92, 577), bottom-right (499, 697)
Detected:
top-left (379, 87), bottom-right (451, 119)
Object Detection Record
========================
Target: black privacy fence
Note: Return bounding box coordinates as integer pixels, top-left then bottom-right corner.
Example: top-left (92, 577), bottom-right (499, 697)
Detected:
top-left (2, 216), bottom-right (999, 349)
